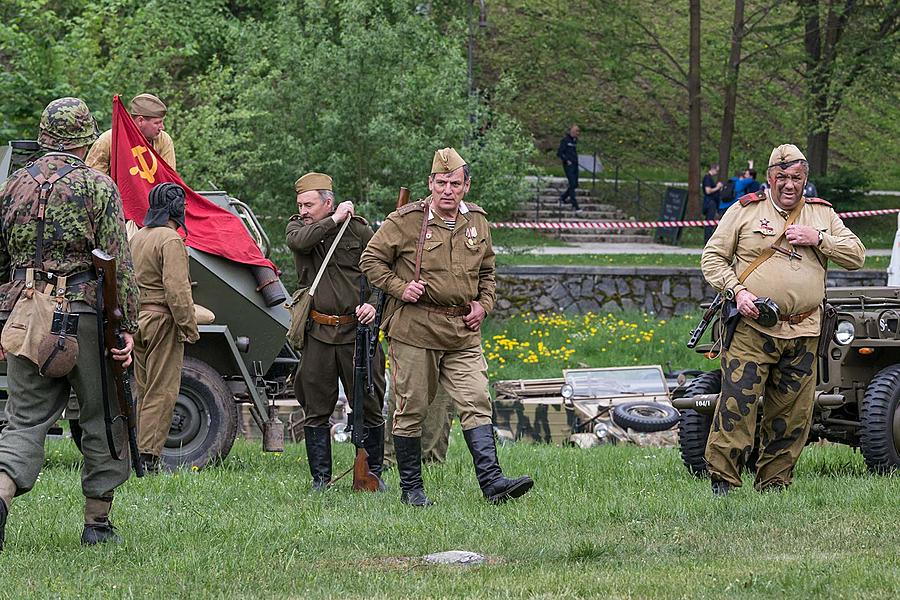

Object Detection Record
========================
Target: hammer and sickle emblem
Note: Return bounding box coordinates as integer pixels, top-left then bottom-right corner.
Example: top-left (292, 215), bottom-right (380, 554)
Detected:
top-left (129, 145), bottom-right (158, 184)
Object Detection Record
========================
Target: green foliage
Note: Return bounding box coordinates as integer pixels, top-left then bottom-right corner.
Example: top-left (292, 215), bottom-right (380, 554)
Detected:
top-left (816, 167), bottom-right (872, 206)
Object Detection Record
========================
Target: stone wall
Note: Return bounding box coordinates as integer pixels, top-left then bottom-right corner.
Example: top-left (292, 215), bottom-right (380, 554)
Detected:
top-left (494, 266), bottom-right (887, 317)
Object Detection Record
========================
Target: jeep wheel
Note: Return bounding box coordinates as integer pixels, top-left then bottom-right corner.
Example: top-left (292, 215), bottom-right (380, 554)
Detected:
top-left (860, 364), bottom-right (900, 473)
top-left (677, 371), bottom-right (719, 477)
top-left (161, 357), bottom-right (238, 471)
top-left (612, 401), bottom-right (680, 432)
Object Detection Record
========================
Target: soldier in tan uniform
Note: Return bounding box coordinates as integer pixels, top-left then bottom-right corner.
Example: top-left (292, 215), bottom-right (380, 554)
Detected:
top-left (86, 93), bottom-right (176, 174)
top-left (287, 173), bottom-right (387, 491)
top-left (384, 385), bottom-right (454, 467)
top-left (701, 144), bottom-right (865, 496)
top-left (131, 183), bottom-right (199, 473)
top-left (360, 148), bottom-right (533, 506)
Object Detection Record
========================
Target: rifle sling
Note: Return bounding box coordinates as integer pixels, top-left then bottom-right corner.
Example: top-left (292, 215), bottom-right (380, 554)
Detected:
top-left (308, 217), bottom-right (352, 297)
top-left (94, 269), bottom-right (123, 461)
top-left (737, 198), bottom-right (805, 284)
top-left (413, 200), bottom-right (430, 281)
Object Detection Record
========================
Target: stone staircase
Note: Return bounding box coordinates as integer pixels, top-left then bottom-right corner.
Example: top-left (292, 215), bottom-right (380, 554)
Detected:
top-left (512, 182), bottom-right (654, 244)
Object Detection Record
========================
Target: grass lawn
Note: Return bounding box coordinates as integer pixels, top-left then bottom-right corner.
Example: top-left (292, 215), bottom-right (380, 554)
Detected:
top-left (496, 253), bottom-right (890, 270)
top-left (2, 437), bottom-right (899, 599)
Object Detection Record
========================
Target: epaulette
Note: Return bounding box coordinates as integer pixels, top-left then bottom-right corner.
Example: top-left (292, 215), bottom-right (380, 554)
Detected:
top-left (805, 197), bottom-right (832, 207)
top-left (464, 202), bottom-right (487, 215)
top-left (397, 199), bottom-right (427, 215)
top-left (739, 190), bottom-right (766, 206)
top-left (351, 214), bottom-right (369, 226)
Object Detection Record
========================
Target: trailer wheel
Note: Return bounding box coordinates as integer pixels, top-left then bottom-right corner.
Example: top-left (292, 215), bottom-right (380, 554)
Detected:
top-left (161, 357), bottom-right (238, 471)
top-left (860, 364), bottom-right (900, 473)
top-left (677, 371), bottom-right (719, 477)
top-left (612, 401), bottom-right (680, 432)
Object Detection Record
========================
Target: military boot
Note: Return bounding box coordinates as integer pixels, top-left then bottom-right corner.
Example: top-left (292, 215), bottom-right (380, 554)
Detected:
top-left (81, 497), bottom-right (121, 546)
top-left (0, 471), bottom-right (17, 552)
top-left (363, 425), bottom-right (388, 492)
top-left (140, 453), bottom-right (162, 475)
top-left (463, 424), bottom-right (533, 504)
top-left (304, 426), bottom-right (332, 492)
top-left (711, 479), bottom-right (731, 497)
top-left (393, 435), bottom-right (432, 507)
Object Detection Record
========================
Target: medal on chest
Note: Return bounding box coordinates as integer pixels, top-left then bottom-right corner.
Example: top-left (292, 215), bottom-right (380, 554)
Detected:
top-left (425, 228), bottom-right (433, 240)
top-left (758, 218), bottom-right (774, 235)
top-left (465, 226), bottom-right (477, 247)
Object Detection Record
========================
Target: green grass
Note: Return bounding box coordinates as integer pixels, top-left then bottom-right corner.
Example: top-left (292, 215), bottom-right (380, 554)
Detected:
top-left (491, 228), bottom-right (571, 248)
top-left (2, 438), bottom-right (899, 598)
top-left (497, 253), bottom-right (891, 269)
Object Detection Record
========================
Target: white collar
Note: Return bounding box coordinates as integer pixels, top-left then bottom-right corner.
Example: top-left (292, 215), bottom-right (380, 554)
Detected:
top-left (428, 200), bottom-right (469, 221)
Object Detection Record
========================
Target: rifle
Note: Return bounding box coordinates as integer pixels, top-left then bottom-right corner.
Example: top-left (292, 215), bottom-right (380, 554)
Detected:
top-left (396, 186), bottom-right (410, 209)
top-left (91, 249), bottom-right (144, 478)
top-left (687, 293), bottom-right (724, 349)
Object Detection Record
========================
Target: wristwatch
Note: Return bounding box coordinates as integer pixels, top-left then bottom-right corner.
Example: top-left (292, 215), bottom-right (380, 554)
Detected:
top-left (817, 231), bottom-right (824, 247)
top-left (724, 288), bottom-right (736, 300)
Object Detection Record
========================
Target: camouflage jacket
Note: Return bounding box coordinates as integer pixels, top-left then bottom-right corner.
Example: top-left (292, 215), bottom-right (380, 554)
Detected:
top-left (0, 152), bottom-right (139, 332)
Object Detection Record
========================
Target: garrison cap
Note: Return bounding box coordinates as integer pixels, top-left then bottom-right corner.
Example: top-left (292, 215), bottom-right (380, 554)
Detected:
top-left (431, 147), bottom-right (467, 174)
top-left (294, 172), bottom-right (333, 194)
top-left (129, 93), bottom-right (167, 118)
top-left (768, 144), bottom-right (807, 169)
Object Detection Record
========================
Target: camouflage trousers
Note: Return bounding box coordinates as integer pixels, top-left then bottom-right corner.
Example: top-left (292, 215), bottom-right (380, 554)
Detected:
top-left (384, 383), bottom-right (454, 466)
top-left (705, 320), bottom-right (818, 490)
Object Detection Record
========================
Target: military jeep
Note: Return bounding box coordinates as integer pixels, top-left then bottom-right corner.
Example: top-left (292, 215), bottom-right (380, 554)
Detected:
top-left (0, 140), bottom-right (298, 470)
top-left (674, 287), bottom-right (900, 475)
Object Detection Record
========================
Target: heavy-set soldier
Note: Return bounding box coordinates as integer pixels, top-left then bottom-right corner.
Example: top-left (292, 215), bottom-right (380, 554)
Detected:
top-left (287, 173), bottom-right (387, 491)
top-left (0, 98), bottom-right (138, 549)
top-left (701, 143), bottom-right (865, 496)
top-left (360, 147), bottom-right (533, 506)
top-left (131, 183), bottom-right (199, 473)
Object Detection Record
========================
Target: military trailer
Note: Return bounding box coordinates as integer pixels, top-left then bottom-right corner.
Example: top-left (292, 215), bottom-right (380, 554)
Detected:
top-left (493, 366), bottom-right (682, 447)
top-left (0, 141), bottom-right (298, 470)
top-left (675, 287), bottom-right (900, 475)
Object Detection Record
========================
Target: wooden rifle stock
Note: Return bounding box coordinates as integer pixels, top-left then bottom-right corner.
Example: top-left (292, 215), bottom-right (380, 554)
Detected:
top-left (396, 187), bottom-right (410, 209)
top-left (91, 249), bottom-right (144, 477)
top-left (350, 276), bottom-right (379, 492)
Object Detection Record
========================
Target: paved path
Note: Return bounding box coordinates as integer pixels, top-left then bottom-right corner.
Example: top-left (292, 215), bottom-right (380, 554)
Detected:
top-left (496, 241), bottom-right (892, 256)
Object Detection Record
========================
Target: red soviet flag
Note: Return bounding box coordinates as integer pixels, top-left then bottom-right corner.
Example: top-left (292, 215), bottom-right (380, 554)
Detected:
top-left (109, 95), bottom-right (276, 271)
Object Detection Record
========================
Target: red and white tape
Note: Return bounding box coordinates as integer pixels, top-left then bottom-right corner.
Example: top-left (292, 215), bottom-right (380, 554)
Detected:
top-left (491, 208), bottom-right (900, 230)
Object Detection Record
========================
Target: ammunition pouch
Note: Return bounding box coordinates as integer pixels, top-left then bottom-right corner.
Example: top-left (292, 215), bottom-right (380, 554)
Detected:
top-left (817, 303), bottom-right (838, 358)
top-left (0, 270), bottom-right (79, 376)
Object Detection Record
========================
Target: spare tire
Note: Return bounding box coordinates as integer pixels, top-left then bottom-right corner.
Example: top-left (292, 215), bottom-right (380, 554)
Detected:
top-left (612, 401), bottom-right (681, 433)
top-left (677, 370), bottom-right (720, 477)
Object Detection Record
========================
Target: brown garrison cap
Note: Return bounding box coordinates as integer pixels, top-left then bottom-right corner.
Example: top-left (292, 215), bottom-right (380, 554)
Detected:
top-left (431, 147), bottom-right (467, 174)
top-left (768, 144), bottom-right (807, 168)
top-left (294, 172), bottom-right (333, 194)
top-left (129, 93), bottom-right (167, 118)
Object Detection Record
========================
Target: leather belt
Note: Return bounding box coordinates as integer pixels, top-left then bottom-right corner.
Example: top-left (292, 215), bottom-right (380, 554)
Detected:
top-left (416, 301), bottom-right (471, 317)
top-left (310, 310), bottom-right (355, 326)
top-left (12, 268), bottom-right (96, 287)
top-left (141, 303), bottom-right (172, 316)
top-left (780, 307), bottom-right (817, 325)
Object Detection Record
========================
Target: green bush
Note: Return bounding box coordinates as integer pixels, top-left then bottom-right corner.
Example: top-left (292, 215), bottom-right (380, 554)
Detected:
top-left (813, 167), bottom-right (871, 206)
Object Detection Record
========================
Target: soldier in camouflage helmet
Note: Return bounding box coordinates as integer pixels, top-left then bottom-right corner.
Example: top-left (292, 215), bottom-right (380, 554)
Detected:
top-left (0, 97), bottom-right (139, 550)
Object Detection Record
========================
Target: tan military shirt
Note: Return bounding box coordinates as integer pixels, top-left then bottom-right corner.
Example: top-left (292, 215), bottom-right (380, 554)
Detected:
top-left (286, 214), bottom-right (375, 345)
top-left (130, 226), bottom-right (199, 343)
top-left (359, 197), bottom-right (496, 351)
top-left (86, 129), bottom-right (176, 175)
top-left (702, 189), bottom-right (865, 338)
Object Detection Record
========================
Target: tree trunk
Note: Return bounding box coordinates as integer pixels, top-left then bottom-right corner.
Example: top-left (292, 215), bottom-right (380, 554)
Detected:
top-left (717, 0), bottom-right (745, 182)
top-left (687, 0), bottom-right (702, 218)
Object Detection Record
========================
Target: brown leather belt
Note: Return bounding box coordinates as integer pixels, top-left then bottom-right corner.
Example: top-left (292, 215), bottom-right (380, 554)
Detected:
top-left (780, 307), bottom-right (817, 325)
top-left (310, 310), bottom-right (356, 326)
top-left (416, 301), bottom-right (471, 317)
top-left (141, 303), bottom-right (171, 316)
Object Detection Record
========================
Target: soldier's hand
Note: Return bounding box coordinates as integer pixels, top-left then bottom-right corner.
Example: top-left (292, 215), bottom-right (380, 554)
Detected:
top-left (735, 289), bottom-right (759, 319)
top-left (786, 224), bottom-right (819, 246)
top-left (401, 280), bottom-right (426, 303)
top-left (356, 303), bottom-right (376, 325)
top-left (111, 332), bottom-right (134, 368)
top-left (331, 201), bottom-right (355, 224)
top-left (463, 301), bottom-right (486, 331)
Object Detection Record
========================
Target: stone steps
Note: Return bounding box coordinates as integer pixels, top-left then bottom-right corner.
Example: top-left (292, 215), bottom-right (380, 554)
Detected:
top-left (510, 210), bottom-right (623, 220)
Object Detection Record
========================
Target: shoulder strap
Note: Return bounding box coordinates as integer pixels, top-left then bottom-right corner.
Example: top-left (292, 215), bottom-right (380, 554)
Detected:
top-left (308, 217), bottom-right (351, 297)
top-left (25, 162), bottom-right (80, 268)
top-left (737, 198), bottom-right (805, 284)
top-left (414, 199), bottom-right (430, 281)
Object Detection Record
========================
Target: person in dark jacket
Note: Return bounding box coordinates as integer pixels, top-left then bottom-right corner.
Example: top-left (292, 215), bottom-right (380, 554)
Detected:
top-left (556, 125), bottom-right (581, 212)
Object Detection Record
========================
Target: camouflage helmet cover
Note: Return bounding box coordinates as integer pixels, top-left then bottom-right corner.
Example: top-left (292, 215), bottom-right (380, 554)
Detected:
top-left (38, 97), bottom-right (100, 151)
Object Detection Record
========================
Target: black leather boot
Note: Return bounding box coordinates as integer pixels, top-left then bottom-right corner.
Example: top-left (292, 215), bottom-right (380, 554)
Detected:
top-left (81, 497), bottom-right (121, 546)
top-left (304, 426), bottom-right (332, 492)
top-left (393, 435), bottom-right (432, 506)
top-left (140, 453), bottom-right (162, 475)
top-left (0, 498), bottom-right (7, 552)
top-left (463, 424), bottom-right (533, 504)
top-left (711, 479), bottom-right (731, 497)
top-left (364, 425), bottom-right (388, 492)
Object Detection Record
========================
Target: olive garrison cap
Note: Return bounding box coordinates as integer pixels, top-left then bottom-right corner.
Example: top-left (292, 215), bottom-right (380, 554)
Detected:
top-left (768, 144), bottom-right (807, 169)
top-left (431, 147), bottom-right (467, 174)
top-left (129, 93), bottom-right (168, 118)
top-left (294, 172), bottom-right (333, 194)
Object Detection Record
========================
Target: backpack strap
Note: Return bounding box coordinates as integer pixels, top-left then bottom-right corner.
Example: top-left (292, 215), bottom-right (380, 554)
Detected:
top-left (25, 162), bottom-right (81, 269)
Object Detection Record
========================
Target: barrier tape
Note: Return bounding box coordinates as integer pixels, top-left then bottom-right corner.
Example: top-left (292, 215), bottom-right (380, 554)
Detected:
top-left (490, 207), bottom-right (900, 230)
